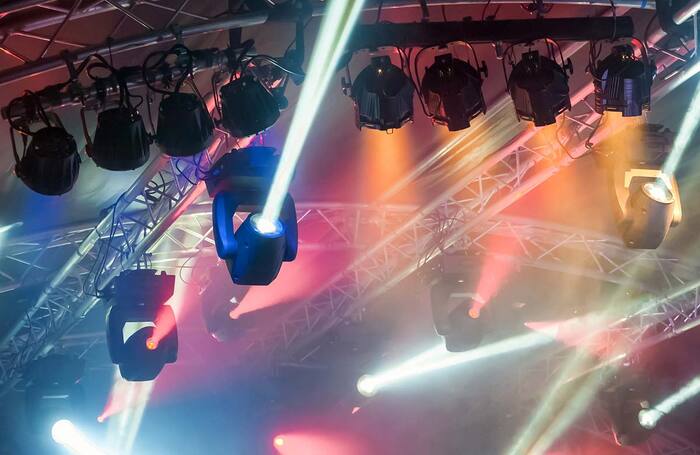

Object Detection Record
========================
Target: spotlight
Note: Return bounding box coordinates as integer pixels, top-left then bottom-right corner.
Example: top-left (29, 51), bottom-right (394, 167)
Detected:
top-left (88, 106), bottom-right (151, 171)
top-left (144, 44), bottom-right (215, 157)
top-left (350, 56), bottom-right (414, 130)
top-left (273, 436), bottom-right (285, 448)
top-left (598, 124), bottom-right (682, 249)
top-left (220, 75), bottom-right (281, 138)
top-left (157, 93), bottom-right (214, 157)
top-left (25, 355), bottom-right (85, 435)
top-left (594, 44), bottom-right (656, 117)
top-left (507, 49), bottom-right (572, 126)
top-left (638, 375), bottom-right (700, 430)
top-left (420, 52), bottom-right (487, 131)
top-left (205, 147), bottom-right (298, 285)
top-left (8, 95), bottom-right (80, 195)
top-left (105, 269), bottom-right (177, 381)
top-left (357, 374), bottom-right (379, 397)
top-left (431, 280), bottom-right (484, 352)
top-left (602, 371), bottom-right (654, 446)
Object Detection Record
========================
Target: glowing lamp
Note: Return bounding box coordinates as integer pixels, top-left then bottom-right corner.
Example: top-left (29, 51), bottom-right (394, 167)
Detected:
top-left (220, 76), bottom-right (281, 138)
top-left (507, 50), bottom-right (571, 126)
top-left (90, 107), bottom-right (150, 171)
top-left (357, 374), bottom-right (379, 397)
top-left (431, 281), bottom-right (484, 352)
top-left (206, 147), bottom-right (298, 286)
top-left (421, 53), bottom-right (487, 131)
top-left (105, 270), bottom-right (177, 381)
top-left (351, 56), bottom-right (414, 130)
top-left (15, 125), bottom-right (80, 195)
top-left (274, 436), bottom-right (285, 447)
top-left (594, 44), bottom-right (655, 117)
top-left (156, 93), bottom-right (214, 157)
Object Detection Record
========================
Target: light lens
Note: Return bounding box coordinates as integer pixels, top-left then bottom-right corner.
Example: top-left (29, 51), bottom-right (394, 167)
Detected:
top-left (251, 214), bottom-right (283, 236)
top-left (274, 436), bottom-right (285, 447)
top-left (51, 419), bottom-right (76, 445)
top-left (642, 181), bottom-right (674, 204)
top-left (357, 374), bottom-right (379, 397)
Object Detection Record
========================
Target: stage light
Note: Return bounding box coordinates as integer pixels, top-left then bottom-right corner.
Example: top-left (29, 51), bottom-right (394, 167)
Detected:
top-left (8, 94), bottom-right (80, 195)
top-left (206, 147), bottom-right (298, 285)
top-left (638, 375), bottom-right (700, 430)
top-left (105, 270), bottom-right (177, 381)
top-left (421, 53), bottom-right (487, 131)
top-left (25, 355), bottom-right (85, 436)
top-left (431, 281), bottom-right (484, 352)
top-left (143, 44), bottom-right (215, 157)
top-left (598, 124), bottom-right (682, 249)
top-left (274, 436), bottom-right (285, 447)
top-left (594, 43), bottom-right (655, 117)
top-left (51, 419), bottom-right (107, 455)
top-left (220, 75), bottom-right (281, 138)
top-left (507, 49), bottom-right (572, 126)
top-left (258, 0), bottom-right (364, 229)
top-left (351, 56), bottom-right (415, 131)
top-left (356, 331), bottom-right (553, 397)
top-left (603, 372), bottom-right (653, 446)
top-left (87, 106), bottom-right (150, 171)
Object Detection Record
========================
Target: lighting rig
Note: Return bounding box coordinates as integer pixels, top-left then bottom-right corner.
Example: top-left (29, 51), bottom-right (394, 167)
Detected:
top-left (341, 16), bottom-right (645, 130)
top-left (205, 147), bottom-right (298, 286)
top-left (2, 31), bottom-right (304, 195)
top-left (104, 269), bottom-right (177, 381)
top-left (595, 124), bottom-right (682, 249)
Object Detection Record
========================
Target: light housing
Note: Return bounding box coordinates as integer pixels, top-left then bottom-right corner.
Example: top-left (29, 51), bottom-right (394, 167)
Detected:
top-left (507, 50), bottom-right (571, 126)
top-left (156, 92), bottom-right (214, 157)
top-left (594, 44), bottom-right (656, 117)
top-left (220, 75), bottom-right (281, 138)
top-left (351, 56), bottom-right (414, 130)
top-left (90, 107), bottom-right (151, 171)
top-left (105, 269), bottom-right (177, 381)
top-left (597, 124), bottom-right (682, 249)
top-left (603, 373), bottom-right (654, 446)
top-left (421, 53), bottom-right (487, 131)
top-left (431, 280), bottom-right (484, 352)
top-left (16, 125), bottom-right (80, 196)
top-left (206, 147), bottom-right (298, 286)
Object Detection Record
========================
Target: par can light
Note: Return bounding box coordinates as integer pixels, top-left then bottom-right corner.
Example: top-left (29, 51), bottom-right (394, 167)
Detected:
top-left (507, 50), bottom-right (572, 127)
top-left (220, 75), bottom-right (281, 138)
top-left (90, 107), bottom-right (151, 171)
top-left (351, 56), bottom-right (414, 130)
top-left (8, 94), bottom-right (80, 196)
top-left (156, 92), bottom-right (214, 157)
top-left (594, 44), bottom-right (655, 117)
top-left (421, 53), bottom-right (487, 131)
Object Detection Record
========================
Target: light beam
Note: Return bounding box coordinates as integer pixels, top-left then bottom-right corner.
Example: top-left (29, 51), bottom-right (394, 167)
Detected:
top-left (356, 332), bottom-right (554, 397)
top-left (259, 0), bottom-right (366, 226)
top-left (662, 77), bottom-right (700, 176)
top-left (638, 375), bottom-right (700, 429)
top-left (52, 419), bottom-right (108, 455)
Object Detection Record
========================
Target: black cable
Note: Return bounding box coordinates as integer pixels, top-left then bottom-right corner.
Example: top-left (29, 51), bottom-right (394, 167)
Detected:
top-left (441, 4), bottom-right (448, 22)
top-left (481, 0), bottom-right (492, 21)
top-left (376, 0), bottom-right (384, 23)
top-left (644, 12), bottom-right (658, 49)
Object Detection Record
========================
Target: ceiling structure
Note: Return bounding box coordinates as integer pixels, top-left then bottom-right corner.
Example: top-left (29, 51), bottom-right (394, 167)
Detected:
top-left (1, 0), bottom-right (700, 454)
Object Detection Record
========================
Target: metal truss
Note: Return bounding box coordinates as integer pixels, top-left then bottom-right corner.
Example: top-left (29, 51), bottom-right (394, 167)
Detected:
top-left (0, 136), bottom-right (229, 392)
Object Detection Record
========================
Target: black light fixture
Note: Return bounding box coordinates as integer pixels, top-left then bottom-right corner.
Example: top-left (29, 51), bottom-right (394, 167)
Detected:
top-left (350, 56), bottom-right (415, 130)
top-left (105, 269), bottom-right (177, 381)
top-left (431, 280), bottom-right (484, 352)
top-left (83, 56), bottom-right (150, 171)
top-left (200, 264), bottom-right (251, 342)
top-left (144, 45), bottom-right (215, 157)
top-left (602, 371), bottom-right (654, 446)
top-left (205, 147), bottom-right (298, 286)
top-left (8, 93), bottom-right (80, 196)
top-left (421, 52), bottom-right (487, 131)
top-left (506, 47), bottom-right (572, 126)
top-left (219, 75), bottom-right (281, 138)
top-left (25, 355), bottom-right (85, 435)
top-left (594, 43), bottom-right (656, 117)
top-left (596, 124), bottom-right (681, 249)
